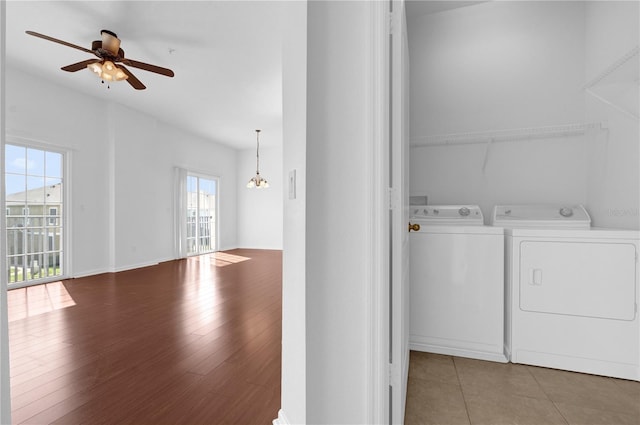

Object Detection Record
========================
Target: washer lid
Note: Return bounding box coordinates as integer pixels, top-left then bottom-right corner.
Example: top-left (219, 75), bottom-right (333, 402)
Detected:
top-left (492, 204), bottom-right (591, 229)
top-left (410, 205), bottom-right (483, 225)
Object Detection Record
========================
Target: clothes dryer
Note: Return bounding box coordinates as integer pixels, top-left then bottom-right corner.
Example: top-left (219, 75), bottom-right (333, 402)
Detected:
top-left (493, 204), bottom-right (640, 380)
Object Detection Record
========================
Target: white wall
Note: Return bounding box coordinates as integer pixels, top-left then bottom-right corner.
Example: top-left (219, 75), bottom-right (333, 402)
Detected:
top-left (410, 138), bottom-right (589, 220)
top-left (305, 1), bottom-right (374, 422)
top-left (111, 103), bottom-right (172, 270)
top-left (408, 2), bottom-right (590, 220)
top-left (584, 1), bottom-right (639, 229)
top-left (280, 3), bottom-right (391, 422)
top-left (109, 102), bottom-right (239, 269)
top-left (160, 120), bottom-right (238, 252)
top-left (6, 66), bottom-right (112, 276)
top-left (6, 67), bottom-right (239, 276)
top-left (280, 2), bottom-right (307, 423)
top-left (237, 145), bottom-right (283, 249)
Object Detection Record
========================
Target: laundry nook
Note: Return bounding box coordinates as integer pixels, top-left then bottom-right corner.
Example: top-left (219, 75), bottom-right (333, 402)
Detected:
top-left (406, 0), bottom-right (639, 396)
top-left (1, 0), bottom-right (639, 424)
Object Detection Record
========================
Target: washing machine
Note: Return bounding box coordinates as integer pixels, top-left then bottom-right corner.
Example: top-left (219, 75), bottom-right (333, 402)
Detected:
top-left (493, 204), bottom-right (640, 381)
top-left (409, 205), bottom-right (506, 362)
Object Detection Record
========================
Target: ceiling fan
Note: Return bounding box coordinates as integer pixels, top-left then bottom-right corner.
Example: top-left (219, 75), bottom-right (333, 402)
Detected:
top-left (25, 29), bottom-right (175, 90)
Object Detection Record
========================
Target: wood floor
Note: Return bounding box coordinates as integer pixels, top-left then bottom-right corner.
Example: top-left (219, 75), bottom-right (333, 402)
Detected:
top-left (8, 249), bottom-right (282, 425)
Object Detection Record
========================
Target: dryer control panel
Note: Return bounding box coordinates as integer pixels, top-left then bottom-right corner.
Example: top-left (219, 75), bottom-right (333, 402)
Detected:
top-left (492, 204), bottom-right (591, 229)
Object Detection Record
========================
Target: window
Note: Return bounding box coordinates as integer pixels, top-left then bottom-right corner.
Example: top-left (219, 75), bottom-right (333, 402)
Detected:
top-left (5, 144), bottom-right (65, 287)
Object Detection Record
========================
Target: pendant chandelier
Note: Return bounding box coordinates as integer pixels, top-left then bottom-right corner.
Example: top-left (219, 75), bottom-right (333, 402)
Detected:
top-left (246, 129), bottom-right (269, 189)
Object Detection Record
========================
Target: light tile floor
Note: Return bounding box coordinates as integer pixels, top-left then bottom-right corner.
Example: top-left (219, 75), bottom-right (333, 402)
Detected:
top-left (405, 351), bottom-right (640, 425)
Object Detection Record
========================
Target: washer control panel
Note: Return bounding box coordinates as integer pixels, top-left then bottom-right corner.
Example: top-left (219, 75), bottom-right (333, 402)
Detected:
top-left (410, 205), bottom-right (484, 225)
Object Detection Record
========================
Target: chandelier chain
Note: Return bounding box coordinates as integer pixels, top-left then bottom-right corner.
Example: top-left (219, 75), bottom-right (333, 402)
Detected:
top-left (256, 129), bottom-right (261, 174)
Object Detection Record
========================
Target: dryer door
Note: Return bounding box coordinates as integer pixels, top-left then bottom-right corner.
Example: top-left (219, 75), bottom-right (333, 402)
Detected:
top-left (519, 241), bottom-right (637, 320)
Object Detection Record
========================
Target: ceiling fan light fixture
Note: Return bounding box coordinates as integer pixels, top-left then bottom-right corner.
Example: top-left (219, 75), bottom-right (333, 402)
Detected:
top-left (103, 61), bottom-right (128, 81)
top-left (87, 62), bottom-right (102, 75)
top-left (26, 29), bottom-right (173, 90)
top-left (87, 60), bottom-right (128, 82)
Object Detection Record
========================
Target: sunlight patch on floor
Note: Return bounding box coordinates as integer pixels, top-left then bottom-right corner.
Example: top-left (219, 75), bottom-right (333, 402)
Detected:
top-left (213, 252), bottom-right (251, 267)
top-left (7, 281), bottom-right (76, 322)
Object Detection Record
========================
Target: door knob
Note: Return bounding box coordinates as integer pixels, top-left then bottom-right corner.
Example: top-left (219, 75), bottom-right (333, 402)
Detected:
top-left (408, 222), bottom-right (420, 232)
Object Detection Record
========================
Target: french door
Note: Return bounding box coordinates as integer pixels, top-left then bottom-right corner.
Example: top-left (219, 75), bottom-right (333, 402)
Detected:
top-left (185, 174), bottom-right (218, 255)
top-left (4, 144), bottom-right (65, 288)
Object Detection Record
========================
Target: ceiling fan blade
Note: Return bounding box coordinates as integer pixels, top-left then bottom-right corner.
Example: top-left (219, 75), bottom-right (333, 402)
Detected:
top-left (61, 59), bottom-right (101, 72)
top-left (121, 59), bottom-right (174, 77)
top-left (119, 65), bottom-right (146, 90)
top-left (26, 31), bottom-right (95, 55)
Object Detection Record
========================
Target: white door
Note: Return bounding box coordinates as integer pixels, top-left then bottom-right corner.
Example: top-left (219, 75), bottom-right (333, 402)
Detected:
top-left (389, 1), bottom-right (410, 423)
top-left (5, 144), bottom-right (66, 288)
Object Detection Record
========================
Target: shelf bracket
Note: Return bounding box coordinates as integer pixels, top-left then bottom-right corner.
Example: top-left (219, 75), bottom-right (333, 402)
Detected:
top-left (481, 137), bottom-right (494, 172)
top-left (585, 88), bottom-right (639, 120)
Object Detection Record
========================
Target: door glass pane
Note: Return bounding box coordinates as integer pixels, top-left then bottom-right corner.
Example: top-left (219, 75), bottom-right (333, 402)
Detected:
top-left (5, 145), bottom-right (26, 174)
top-left (7, 230), bottom-right (22, 256)
top-left (27, 176), bottom-right (45, 191)
top-left (185, 174), bottom-right (217, 255)
top-left (5, 144), bottom-right (64, 287)
top-left (47, 228), bottom-right (61, 251)
top-left (45, 151), bottom-right (63, 178)
top-left (27, 148), bottom-right (45, 176)
top-left (6, 174), bottom-right (24, 199)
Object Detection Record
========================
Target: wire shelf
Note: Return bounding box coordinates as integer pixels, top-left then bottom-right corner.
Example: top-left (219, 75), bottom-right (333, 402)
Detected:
top-left (411, 122), bottom-right (605, 147)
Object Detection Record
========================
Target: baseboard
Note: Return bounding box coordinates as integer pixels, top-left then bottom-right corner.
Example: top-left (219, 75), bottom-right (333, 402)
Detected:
top-left (73, 257), bottom-right (173, 278)
top-left (401, 346), bottom-right (410, 418)
top-left (72, 268), bottom-right (110, 279)
top-left (235, 246), bottom-right (284, 251)
top-left (410, 341), bottom-right (508, 363)
top-left (217, 245), bottom-right (238, 252)
top-left (514, 350), bottom-right (640, 381)
top-left (504, 344), bottom-right (512, 362)
top-left (403, 346), bottom-right (410, 382)
top-left (112, 260), bottom-right (164, 273)
top-left (272, 409), bottom-right (290, 425)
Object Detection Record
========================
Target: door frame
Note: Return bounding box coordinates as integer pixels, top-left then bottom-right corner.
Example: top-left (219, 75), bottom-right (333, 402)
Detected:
top-left (366, 0), bottom-right (390, 423)
top-left (389, 1), bottom-right (411, 422)
top-left (367, 0), bottom-right (409, 423)
top-left (0, 1), bottom-right (11, 422)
